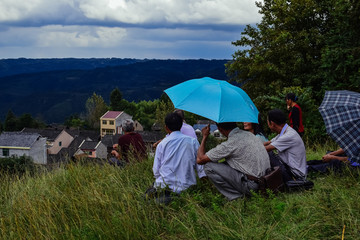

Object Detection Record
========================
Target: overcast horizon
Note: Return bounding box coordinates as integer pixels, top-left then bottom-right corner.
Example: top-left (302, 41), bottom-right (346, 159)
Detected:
top-left (0, 0), bottom-right (262, 60)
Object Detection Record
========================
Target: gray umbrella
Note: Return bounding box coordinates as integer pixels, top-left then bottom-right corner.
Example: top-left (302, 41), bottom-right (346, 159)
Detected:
top-left (319, 90), bottom-right (360, 163)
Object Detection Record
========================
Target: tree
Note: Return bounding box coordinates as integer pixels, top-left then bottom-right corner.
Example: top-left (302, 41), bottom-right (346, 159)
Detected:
top-left (320, 0), bottom-right (360, 91)
top-left (226, 0), bottom-right (360, 101)
top-left (110, 87), bottom-right (124, 111)
top-left (4, 110), bottom-right (18, 131)
top-left (85, 93), bottom-right (108, 129)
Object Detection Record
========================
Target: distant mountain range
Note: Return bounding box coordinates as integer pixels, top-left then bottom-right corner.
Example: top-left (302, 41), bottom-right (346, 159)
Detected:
top-left (0, 58), bottom-right (230, 123)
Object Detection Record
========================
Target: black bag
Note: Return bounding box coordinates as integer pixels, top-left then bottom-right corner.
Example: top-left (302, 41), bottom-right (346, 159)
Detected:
top-left (285, 179), bottom-right (314, 192)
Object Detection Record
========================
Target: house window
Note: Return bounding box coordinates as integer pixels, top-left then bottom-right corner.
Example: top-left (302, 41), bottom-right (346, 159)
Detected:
top-left (109, 120), bottom-right (114, 125)
top-left (88, 151), bottom-right (92, 156)
top-left (102, 120), bottom-right (107, 125)
top-left (2, 149), bottom-right (9, 157)
top-left (59, 141), bottom-right (62, 147)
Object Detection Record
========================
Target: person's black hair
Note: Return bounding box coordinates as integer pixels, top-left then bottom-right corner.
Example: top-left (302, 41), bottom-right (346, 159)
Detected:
top-left (267, 109), bottom-right (287, 125)
top-left (253, 114), bottom-right (267, 138)
top-left (165, 112), bottom-right (183, 131)
top-left (285, 93), bottom-right (298, 102)
top-left (173, 109), bottom-right (185, 121)
top-left (216, 122), bottom-right (237, 131)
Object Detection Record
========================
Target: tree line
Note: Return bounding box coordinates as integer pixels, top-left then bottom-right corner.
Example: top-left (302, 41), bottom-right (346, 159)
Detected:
top-left (226, 0), bottom-right (360, 141)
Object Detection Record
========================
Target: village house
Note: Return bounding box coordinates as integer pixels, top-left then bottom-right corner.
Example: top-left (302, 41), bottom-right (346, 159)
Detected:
top-left (0, 132), bottom-right (47, 164)
top-left (100, 111), bottom-right (132, 137)
top-left (74, 139), bottom-right (107, 159)
top-left (22, 128), bottom-right (74, 154)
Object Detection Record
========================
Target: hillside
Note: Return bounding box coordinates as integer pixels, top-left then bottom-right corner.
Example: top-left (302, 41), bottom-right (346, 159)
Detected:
top-left (0, 147), bottom-right (359, 239)
top-left (0, 59), bottom-right (229, 123)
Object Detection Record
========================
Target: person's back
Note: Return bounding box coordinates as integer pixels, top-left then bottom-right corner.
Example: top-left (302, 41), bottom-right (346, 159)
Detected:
top-left (207, 128), bottom-right (269, 177)
top-left (153, 131), bottom-right (202, 193)
top-left (152, 112), bottom-right (205, 194)
top-left (118, 132), bottom-right (146, 162)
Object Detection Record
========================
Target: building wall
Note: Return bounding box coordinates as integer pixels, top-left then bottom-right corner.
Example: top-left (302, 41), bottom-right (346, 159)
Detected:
top-left (100, 112), bottom-right (133, 137)
top-left (95, 143), bottom-right (107, 159)
top-left (48, 130), bottom-right (74, 154)
top-left (0, 148), bottom-right (29, 158)
top-left (115, 112), bottom-right (132, 134)
top-left (29, 137), bottom-right (47, 164)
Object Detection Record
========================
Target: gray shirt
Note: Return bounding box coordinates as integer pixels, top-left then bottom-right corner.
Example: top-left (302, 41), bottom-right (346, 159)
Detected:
top-left (271, 126), bottom-right (307, 178)
top-left (206, 128), bottom-right (270, 177)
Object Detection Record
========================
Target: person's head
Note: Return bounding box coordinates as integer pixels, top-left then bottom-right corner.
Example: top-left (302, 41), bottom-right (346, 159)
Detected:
top-left (216, 122), bottom-right (237, 136)
top-left (244, 115), bottom-right (266, 137)
top-left (122, 119), bottom-right (135, 132)
top-left (267, 109), bottom-right (287, 132)
top-left (165, 112), bottom-right (183, 132)
top-left (285, 93), bottom-right (298, 106)
top-left (173, 109), bottom-right (185, 121)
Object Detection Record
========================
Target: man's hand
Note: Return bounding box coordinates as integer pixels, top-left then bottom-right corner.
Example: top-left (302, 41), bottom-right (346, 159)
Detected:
top-left (201, 124), bottom-right (210, 138)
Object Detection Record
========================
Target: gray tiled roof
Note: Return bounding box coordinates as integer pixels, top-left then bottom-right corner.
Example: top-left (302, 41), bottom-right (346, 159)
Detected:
top-left (80, 140), bottom-right (98, 150)
top-left (22, 128), bottom-right (62, 141)
top-left (0, 132), bottom-right (41, 148)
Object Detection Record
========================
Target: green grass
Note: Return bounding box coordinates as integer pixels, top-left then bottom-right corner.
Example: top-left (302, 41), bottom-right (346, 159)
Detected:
top-left (0, 148), bottom-right (359, 239)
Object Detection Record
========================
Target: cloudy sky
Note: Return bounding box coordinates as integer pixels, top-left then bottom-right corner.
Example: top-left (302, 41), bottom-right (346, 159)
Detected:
top-left (0, 0), bottom-right (262, 59)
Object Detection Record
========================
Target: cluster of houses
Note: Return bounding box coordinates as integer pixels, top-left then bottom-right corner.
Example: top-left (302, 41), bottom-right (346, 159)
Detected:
top-left (0, 111), bottom-right (220, 165)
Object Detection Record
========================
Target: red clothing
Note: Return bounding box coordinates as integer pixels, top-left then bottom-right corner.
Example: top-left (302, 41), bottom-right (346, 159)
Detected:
top-left (118, 132), bottom-right (146, 162)
top-left (289, 104), bottom-right (304, 134)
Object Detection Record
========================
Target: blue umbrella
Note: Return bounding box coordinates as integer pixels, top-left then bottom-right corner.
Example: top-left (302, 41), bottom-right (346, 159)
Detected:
top-left (164, 77), bottom-right (259, 123)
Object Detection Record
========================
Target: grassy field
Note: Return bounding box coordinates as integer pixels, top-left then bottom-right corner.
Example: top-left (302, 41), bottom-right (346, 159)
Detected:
top-left (0, 144), bottom-right (359, 240)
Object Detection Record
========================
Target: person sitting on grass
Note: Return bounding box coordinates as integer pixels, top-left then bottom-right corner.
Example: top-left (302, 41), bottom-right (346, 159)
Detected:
top-left (145, 112), bottom-right (206, 204)
top-left (111, 119), bottom-right (147, 163)
top-left (197, 122), bottom-right (270, 201)
top-left (307, 148), bottom-right (360, 173)
top-left (264, 109), bottom-right (307, 182)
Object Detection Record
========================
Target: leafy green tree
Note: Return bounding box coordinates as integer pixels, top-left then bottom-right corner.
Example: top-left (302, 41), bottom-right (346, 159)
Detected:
top-left (4, 110), bottom-right (18, 131)
top-left (17, 113), bottom-right (38, 130)
top-left (85, 93), bottom-right (108, 129)
top-left (320, 0), bottom-right (360, 92)
top-left (64, 114), bottom-right (87, 129)
top-left (226, 0), bottom-right (359, 101)
top-left (110, 87), bottom-right (124, 111)
top-left (155, 100), bottom-right (174, 133)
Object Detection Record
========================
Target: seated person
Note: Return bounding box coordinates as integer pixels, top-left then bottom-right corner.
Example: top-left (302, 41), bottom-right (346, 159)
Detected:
top-left (111, 119), bottom-right (147, 163)
top-left (152, 109), bottom-right (197, 149)
top-left (146, 113), bottom-right (206, 203)
top-left (264, 109), bottom-right (307, 182)
top-left (243, 114), bottom-right (268, 142)
top-left (197, 122), bottom-right (270, 201)
top-left (307, 148), bottom-right (359, 173)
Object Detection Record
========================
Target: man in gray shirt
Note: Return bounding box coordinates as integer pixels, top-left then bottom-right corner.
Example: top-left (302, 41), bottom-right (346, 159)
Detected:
top-left (264, 109), bottom-right (307, 181)
top-left (197, 122), bottom-right (270, 201)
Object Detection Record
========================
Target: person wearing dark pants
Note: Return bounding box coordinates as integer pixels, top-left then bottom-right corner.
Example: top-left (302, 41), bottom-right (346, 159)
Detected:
top-left (264, 109), bottom-right (307, 182)
top-left (197, 122), bottom-right (270, 201)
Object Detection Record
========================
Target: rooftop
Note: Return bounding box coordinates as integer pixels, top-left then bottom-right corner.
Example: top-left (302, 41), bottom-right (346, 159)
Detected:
top-left (0, 132), bottom-right (41, 148)
top-left (101, 111), bottom-right (123, 119)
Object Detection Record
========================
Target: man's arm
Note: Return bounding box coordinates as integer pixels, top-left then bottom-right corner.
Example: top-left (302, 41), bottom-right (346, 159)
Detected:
top-left (264, 141), bottom-right (276, 152)
top-left (197, 125), bottom-right (211, 165)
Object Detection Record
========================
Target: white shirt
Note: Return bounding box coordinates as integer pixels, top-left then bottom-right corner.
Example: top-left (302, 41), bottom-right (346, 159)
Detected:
top-left (153, 131), bottom-right (206, 193)
top-left (271, 126), bottom-right (307, 178)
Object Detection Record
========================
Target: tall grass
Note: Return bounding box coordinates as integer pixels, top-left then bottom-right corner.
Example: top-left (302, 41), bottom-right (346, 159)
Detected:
top-left (0, 149), bottom-right (359, 239)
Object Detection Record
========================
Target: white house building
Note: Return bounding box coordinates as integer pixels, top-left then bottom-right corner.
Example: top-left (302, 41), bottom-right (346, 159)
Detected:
top-left (0, 132), bottom-right (47, 164)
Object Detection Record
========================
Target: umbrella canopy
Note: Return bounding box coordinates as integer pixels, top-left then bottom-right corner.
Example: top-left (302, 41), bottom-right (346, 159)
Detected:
top-left (319, 90), bottom-right (360, 162)
top-left (164, 77), bottom-right (259, 123)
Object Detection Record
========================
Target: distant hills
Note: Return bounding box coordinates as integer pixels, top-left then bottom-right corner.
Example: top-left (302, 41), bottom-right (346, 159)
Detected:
top-left (0, 58), bottom-right (230, 123)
